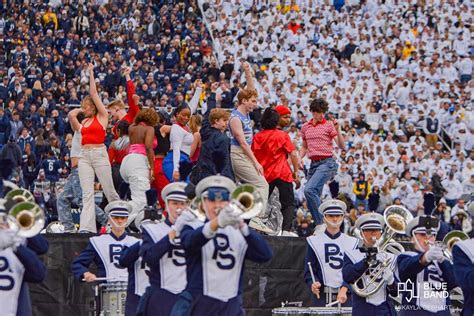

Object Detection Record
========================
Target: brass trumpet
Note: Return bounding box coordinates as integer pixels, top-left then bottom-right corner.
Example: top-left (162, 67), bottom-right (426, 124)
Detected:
top-left (351, 206), bottom-right (413, 298)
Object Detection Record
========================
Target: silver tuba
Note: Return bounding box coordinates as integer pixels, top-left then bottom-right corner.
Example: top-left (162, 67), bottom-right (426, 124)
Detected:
top-left (351, 206), bottom-right (413, 298)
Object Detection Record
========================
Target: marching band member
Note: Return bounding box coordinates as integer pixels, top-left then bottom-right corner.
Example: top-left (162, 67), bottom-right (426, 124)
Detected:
top-left (137, 183), bottom-right (189, 316)
top-left (452, 237), bottom-right (474, 316)
top-left (397, 215), bottom-right (457, 315)
top-left (117, 239), bottom-right (150, 316)
top-left (304, 199), bottom-right (358, 307)
top-left (342, 213), bottom-right (397, 315)
top-left (17, 234), bottom-right (49, 316)
top-left (171, 175), bottom-right (272, 316)
top-left (71, 200), bottom-right (138, 284)
top-left (0, 214), bottom-right (47, 316)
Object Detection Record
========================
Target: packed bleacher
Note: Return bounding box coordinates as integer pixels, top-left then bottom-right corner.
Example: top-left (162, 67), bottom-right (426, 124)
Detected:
top-left (0, 0), bottom-right (472, 238)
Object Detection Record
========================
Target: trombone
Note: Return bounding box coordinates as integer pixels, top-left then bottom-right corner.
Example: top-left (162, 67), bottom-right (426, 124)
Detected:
top-left (351, 206), bottom-right (413, 298)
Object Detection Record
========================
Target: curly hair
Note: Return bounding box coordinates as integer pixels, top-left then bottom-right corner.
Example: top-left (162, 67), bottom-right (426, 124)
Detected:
top-left (237, 88), bottom-right (258, 104)
top-left (309, 98), bottom-right (329, 113)
top-left (134, 108), bottom-right (159, 126)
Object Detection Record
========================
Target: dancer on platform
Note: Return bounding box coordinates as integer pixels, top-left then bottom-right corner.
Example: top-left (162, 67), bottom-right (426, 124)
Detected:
top-left (60, 109), bottom-right (107, 232)
top-left (194, 82), bottom-right (234, 183)
top-left (68, 63), bottom-right (119, 233)
top-left (162, 80), bottom-right (202, 182)
top-left (152, 112), bottom-right (171, 208)
top-left (109, 66), bottom-right (140, 140)
top-left (120, 108), bottom-right (158, 225)
top-left (229, 62), bottom-right (271, 234)
top-left (252, 107), bottom-right (300, 236)
top-left (301, 98), bottom-right (344, 225)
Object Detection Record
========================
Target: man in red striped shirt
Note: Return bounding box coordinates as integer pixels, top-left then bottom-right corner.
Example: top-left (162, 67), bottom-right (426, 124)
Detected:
top-left (108, 67), bottom-right (140, 139)
top-left (300, 98), bottom-right (345, 225)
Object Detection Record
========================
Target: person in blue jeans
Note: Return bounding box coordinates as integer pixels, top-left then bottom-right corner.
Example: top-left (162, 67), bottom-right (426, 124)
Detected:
top-left (300, 98), bottom-right (345, 224)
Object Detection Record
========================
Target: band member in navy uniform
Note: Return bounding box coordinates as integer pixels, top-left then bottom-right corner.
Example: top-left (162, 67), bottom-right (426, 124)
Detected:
top-left (0, 213), bottom-right (47, 316)
top-left (118, 239), bottom-right (150, 316)
top-left (171, 175), bottom-right (272, 316)
top-left (452, 237), bottom-right (474, 316)
top-left (304, 199), bottom-right (358, 307)
top-left (17, 234), bottom-right (49, 316)
top-left (137, 183), bottom-right (189, 316)
top-left (71, 201), bottom-right (139, 293)
top-left (397, 215), bottom-right (457, 315)
top-left (343, 213), bottom-right (397, 315)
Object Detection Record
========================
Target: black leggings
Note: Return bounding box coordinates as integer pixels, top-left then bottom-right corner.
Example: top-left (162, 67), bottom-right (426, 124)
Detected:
top-left (269, 179), bottom-right (295, 231)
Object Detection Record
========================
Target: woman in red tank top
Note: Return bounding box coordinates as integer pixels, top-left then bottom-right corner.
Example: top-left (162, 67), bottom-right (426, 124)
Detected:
top-left (68, 63), bottom-right (119, 233)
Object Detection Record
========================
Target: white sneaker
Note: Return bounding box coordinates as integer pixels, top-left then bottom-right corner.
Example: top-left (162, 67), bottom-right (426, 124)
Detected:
top-left (279, 230), bottom-right (298, 237)
top-left (249, 217), bottom-right (275, 235)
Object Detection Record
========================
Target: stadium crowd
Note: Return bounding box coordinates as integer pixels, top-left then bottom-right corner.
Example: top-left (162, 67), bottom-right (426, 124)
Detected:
top-left (0, 0), bottom-right (473, 238)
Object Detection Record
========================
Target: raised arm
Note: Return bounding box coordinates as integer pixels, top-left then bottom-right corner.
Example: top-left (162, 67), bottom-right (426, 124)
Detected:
top-left (242, 62), bottom-right (255, 91)
top-left (68, 108), bottom-right (83, 132)
top-left (87, 63), bottom-right (108, 121)
top-left (188, 79), bottom-right (203, 114)
top-left (124, 66), bottom-right (140, 118)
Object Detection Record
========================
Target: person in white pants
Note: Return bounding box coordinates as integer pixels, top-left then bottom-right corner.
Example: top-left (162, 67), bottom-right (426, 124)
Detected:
top-left (120, 108), bottom-right (159, 225)
top-left (68, 63), bottom-right (119, 233)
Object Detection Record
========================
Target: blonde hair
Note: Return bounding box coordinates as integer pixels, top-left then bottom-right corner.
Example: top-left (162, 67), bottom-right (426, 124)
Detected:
top-left (189, 114), bottom-right (202, 134)
top-left (209, 108), bottom-right (230, 125)
top-left (33, 80), bottom-right (42, 90)
top-left (107, 99), bottom-right (126, 109)
top-left (81, 96), bottom-right (97, 115)
top-left (237, 88), bottom-right (258, 104)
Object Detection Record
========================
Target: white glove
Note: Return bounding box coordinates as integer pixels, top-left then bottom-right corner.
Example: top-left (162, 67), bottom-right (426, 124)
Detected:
top-left (382, 269), bottom-right (395, 285)
top-left (425, 246), bottom-right (444, 263)
top-left (12, 235), bottom-right (26, 251)
top-left (217, 206), bottom-right (240, 228)
top-left (376, 252), bottom-right (386, 262)
top-left (173, 209), bottom-right (196, 235)
top-left (0, 229), bottom-right (17, 250)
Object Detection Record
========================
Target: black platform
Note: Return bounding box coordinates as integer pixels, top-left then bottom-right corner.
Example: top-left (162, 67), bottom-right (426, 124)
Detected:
top-left (31, 235), bottom-right (412, 316)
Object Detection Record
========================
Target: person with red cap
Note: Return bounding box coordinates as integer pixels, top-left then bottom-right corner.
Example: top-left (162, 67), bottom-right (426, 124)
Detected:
top-left (252, 107), bottom-right (300, 236)
top-left (275, 104), bottom-right (292, 129)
